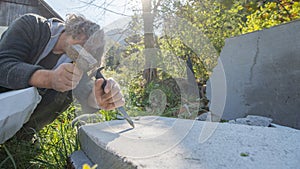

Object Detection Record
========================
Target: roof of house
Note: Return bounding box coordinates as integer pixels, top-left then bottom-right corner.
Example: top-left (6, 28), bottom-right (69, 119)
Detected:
top-left (38, 0), bottom-right (63, 20)
top-left (0, 0), bottom-right (63, 26)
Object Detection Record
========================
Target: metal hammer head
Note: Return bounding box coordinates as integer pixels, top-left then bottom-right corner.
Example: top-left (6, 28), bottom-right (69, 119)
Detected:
top-left (66, 44), bottom-right (98, 72)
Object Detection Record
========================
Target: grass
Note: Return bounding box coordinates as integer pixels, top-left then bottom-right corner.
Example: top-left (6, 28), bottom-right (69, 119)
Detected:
top-left (240, 152), bottom-right (249, 157)
top-left (0, 106), bottom-right (79, 169)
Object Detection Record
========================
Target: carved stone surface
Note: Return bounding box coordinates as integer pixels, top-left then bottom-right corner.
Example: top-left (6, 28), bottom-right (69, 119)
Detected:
top-left (78, 116), bottom-right (300, 169)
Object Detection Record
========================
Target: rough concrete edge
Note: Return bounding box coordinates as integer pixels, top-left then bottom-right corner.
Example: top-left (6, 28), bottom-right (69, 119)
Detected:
top-left (78, 127), bottom-right (137, 169)
top-left (68, 150), bottom-right (94, 169)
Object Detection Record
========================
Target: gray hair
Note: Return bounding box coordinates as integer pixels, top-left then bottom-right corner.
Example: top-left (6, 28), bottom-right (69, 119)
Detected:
top-left (64, 14), bottom-right (100, 39)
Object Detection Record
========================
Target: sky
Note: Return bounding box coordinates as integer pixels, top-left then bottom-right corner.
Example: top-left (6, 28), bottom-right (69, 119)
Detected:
top-left (44, 0), bottom-right (139, 27)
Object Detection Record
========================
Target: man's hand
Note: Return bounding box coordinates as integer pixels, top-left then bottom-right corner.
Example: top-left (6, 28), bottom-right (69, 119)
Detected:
top-left (50, 63), bottom-right (83, 92)
top-left (91, 78), bottom-right (125, 110)
top-left (29, 63), bottom-right (83, 92)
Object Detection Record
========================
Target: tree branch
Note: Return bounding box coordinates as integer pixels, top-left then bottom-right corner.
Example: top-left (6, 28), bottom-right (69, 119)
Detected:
top-left (78, 0), bottom-right (131, 16)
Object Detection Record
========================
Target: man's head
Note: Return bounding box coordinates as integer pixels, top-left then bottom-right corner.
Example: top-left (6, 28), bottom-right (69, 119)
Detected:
top-left (63, 14), bottom-right (105, 69)
top-left (64, 14), bottom-right (100, 46)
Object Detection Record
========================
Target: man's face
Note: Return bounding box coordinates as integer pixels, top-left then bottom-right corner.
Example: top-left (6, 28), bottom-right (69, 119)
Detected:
top-left (68, 34), bottom-right (88, 47)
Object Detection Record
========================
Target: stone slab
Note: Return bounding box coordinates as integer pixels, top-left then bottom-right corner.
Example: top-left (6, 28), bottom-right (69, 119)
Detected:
top-left (0, 87), bottom-right (41, 143)
top-left (69, 150), bottom-right (94, 169)
top-left (207, 20), bottom-right (300, 129)
top-left (78, 116), bottom-right (300, 169)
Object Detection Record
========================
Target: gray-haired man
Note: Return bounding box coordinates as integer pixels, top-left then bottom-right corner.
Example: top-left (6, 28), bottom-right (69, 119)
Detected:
top-left (0, 13), bottom-right (124, 140)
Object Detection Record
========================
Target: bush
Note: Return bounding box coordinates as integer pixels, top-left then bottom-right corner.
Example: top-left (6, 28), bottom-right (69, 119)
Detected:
top-left (128, 74), bottom-right (183, 117)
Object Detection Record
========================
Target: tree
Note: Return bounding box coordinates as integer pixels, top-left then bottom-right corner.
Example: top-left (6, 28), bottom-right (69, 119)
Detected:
top-left (156, 0), bottom-right (248, 80)
top-left (141, 0), bottom-right (159, 83)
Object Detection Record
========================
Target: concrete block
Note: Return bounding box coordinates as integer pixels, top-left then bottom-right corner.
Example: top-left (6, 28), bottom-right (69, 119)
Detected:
top-left (207, 20), bottom-right (300, 129)
top-left (0, 87), bottom-right (41, 143)
top-left (68, 150), bottom-right (94, 169)
top-left (78, 116), bottom-right (300, 169)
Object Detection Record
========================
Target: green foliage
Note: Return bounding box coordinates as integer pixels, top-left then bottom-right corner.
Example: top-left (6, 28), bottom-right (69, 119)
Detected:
top-left (128, 73), bottom-right (147, 108)
top-left (128, 72), bottom-right (182, 117)
top-left (36, 106), bottom-right (79, 168)
top-left (99, 109), bottom-right (118, 121)
top-left (0, 140), bottom-right (40, 169)
top-left (106, 0), bottom-right (247, 116)
top-left (0, 106), bottom-right (79, 169)
top-left (97, 0), bottom-right (300, 119)
top-left (119, 0), bottom-right (300, 118)
top-left (172, 0), bottom-right (246, 53)
top-left (243, 0), bottom-right (300, 33)
top-left (240, 152), bottom-right (250, 157)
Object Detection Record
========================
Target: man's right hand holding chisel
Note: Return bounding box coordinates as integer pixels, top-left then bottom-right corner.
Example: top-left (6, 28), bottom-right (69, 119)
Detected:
top-left (88, 75), bottom-right (125, 111)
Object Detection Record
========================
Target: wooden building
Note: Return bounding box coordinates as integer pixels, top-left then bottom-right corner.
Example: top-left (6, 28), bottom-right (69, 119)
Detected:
top-left (0, 0), bottom-right (62, 26)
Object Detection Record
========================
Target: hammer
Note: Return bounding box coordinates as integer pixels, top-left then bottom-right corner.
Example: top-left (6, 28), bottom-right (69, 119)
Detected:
top-left (65, 44), bottom-right (98, 72)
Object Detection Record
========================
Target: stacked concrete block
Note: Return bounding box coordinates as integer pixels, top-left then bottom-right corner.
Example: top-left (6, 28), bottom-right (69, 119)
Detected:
top-left (207, 20), bottom-right (300, 129)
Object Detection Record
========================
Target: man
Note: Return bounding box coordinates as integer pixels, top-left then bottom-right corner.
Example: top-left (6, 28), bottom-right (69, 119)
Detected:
top-left (0, 13), bottom-right (124, 140)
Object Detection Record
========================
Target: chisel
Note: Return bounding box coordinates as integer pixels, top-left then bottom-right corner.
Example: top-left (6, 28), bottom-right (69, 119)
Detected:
top-left (95, 67), bottom-right (135, 128)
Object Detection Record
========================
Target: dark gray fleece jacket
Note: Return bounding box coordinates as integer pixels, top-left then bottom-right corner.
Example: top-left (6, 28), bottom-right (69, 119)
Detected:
top-left (0, 14), bottom-right (49, 90)
top-left (0, 14), bottom-right (98, 119)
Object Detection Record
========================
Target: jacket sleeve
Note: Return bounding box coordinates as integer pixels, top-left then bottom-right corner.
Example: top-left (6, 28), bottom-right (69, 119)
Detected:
top-left (0, 14), bottom-right (48, 89)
